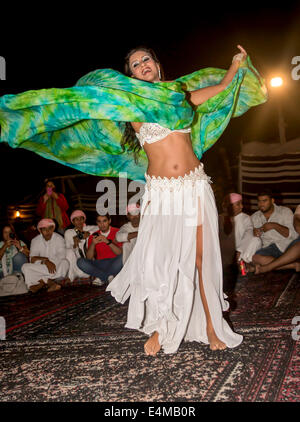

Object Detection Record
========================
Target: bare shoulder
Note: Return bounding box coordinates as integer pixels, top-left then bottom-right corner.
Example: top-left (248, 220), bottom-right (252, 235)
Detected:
top-left (130, 122), bottom-right (143, 133)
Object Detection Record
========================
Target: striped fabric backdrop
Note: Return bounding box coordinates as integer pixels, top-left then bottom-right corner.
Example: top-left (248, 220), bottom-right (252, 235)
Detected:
top-left (239, 139), bottom-right (300, 213)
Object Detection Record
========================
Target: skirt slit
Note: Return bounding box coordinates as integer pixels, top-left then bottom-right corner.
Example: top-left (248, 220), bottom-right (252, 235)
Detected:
top-left (107, 163), bottom-right (243, 353)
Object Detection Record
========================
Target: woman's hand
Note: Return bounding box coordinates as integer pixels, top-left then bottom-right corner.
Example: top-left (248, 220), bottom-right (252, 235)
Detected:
top-left (12, 239), bottom-right (22, 250)
top-left (43, 193), bottom-right (49, 203)
top-left (4, 240), bottom-right (14, 249)
top-left (232, 45), bottom-right (247, 64)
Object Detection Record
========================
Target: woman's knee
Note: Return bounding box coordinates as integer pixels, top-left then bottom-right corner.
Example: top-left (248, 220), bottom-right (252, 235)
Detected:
top-left (13, 252), bottom-right (28, 271)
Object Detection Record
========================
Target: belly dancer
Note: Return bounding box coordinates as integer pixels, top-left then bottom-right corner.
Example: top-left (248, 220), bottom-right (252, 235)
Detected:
top-left (107, 45), bottom-right (249, 355)
top-left (0, 45), bottom-right (267, 355)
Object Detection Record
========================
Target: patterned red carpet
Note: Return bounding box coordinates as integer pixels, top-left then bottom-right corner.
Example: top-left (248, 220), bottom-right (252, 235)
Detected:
top-left (0, 272), bottom-right (299, 402)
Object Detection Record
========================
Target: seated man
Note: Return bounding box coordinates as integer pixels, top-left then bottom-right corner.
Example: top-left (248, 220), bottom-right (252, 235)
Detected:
top-left (256, 204), bottom-right (300, 273)
top-left (22, 218), bottom-right (69, 293)
top-left (64, 210), bottom-right (98, 282)
top-left (251, 191), bottom-right (298, 267)
top-left (115, 203), bottom-right (140, 265)
top-left (229, 193), bottom-right (261, 264)
top-left (77, 213), bottom-right (123, 286)
top-left (218, 194), bottom-right (260, 268)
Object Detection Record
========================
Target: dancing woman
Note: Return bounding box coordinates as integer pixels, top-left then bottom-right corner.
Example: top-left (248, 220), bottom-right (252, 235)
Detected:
top-left (107, 46), bottom-right (248, 355)
top-left (0, 45), bottom-right (267, 355)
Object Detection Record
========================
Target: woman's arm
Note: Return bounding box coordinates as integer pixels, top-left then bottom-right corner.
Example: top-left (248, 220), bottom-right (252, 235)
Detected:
top-left (36, 196), bottom-right (47, 216)
top-left (0, 242), bottom-right (12, 260)
top-left (55, 193), bottom-right (69, 211)
top-left (189, 45), bottom-right (247, 107)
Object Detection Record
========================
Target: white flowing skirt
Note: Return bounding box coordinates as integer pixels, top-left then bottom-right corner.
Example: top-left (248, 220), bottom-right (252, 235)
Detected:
top-left (106, 163), bottom-right (243, 354)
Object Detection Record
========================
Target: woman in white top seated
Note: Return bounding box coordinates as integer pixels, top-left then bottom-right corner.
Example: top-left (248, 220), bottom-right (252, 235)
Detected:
top-left (0, 224), bottom-right (29, 279)
top-left (64, 210), bottom-right (98, 282)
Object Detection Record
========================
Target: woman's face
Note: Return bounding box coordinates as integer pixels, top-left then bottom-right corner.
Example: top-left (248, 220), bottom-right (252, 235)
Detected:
top-left (3, 226), bottom-right (13, 241)
top-left (129, 51), bottom-right (160, 82)
top-left (46, 181), bottom-right (55, 190)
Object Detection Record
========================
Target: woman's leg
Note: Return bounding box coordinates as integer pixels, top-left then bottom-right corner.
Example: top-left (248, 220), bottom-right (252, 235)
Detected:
top-left (196, 224), bottom-right (226, 351)
top-left (13, 252), bottom-right (28, 273)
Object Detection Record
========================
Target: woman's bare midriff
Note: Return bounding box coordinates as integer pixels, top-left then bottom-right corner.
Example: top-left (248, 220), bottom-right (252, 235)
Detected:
top-left (143, 132), bottom-right (201, 178)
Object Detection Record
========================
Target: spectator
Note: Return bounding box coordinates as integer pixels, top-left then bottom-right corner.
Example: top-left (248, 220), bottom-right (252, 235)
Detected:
top-left (77, 213), bottom-right (123, 286)
top-left (64, 210), bottom-right (98, 282)
top-left (115, 203), bottom-right (140, 264)
top-left (36, 180), bottom-right (70, 233)
top-left (251, 191), bottom-right (298, 267)
top-left (22, 218), bottom-right (40, 245)
top-left (255, 204), bottom-right (300, 273)
top-left (229, 193), bottom-right (261, 264)
top-left (22, 218), bottom-right (69, 293)
top-left (0, 224), bottom-right (29, 278)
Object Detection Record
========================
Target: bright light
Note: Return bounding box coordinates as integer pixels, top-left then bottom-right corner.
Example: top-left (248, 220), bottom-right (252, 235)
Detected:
top-left (15, 211), bottom-right (20, 218)
top-left (270, 77), bottom-right (283, 87)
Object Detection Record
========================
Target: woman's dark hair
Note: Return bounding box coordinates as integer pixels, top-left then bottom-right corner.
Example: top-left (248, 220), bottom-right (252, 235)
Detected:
top-left (1, 223), bottom-right (17, 241)
top-left (121, 47), bottom-right (165, 164)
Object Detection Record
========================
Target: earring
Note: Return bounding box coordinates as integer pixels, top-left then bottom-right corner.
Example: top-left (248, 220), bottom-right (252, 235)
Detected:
top-left (158, 68), bottom-right (161, 80)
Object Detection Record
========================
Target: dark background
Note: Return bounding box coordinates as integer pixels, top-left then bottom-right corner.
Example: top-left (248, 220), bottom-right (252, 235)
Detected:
top-left (1, 3), bottom-right (300, 209)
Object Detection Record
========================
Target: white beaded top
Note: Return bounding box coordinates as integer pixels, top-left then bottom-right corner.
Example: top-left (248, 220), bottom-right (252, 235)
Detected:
top-left (136, 123), bottom-right (191, 147)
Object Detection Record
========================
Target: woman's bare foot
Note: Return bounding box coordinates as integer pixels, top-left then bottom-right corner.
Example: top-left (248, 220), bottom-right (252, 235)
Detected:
top-left (144, 331), bottom-right (161, 356)
top-left (207, 326), bottom-right (227, 351)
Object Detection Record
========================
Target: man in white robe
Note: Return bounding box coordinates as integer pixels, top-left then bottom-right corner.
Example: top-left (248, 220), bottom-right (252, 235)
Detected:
top-left (115, 203), bottom-right (140, 265)
top-left (22, 219), bottom-right (69, 293)
top-left (251, 191), bottom-right (298, 266)
top-left (229, 193), bottom-right (262, 263)
top-left (64, 210), bottom-right (98, 282)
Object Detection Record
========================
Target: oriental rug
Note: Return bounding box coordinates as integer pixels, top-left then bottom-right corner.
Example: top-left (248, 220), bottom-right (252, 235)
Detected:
top-left (0, 271), bottom-right (299, 402)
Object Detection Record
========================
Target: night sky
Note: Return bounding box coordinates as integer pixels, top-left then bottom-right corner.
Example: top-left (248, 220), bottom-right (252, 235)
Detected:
top-left (1, 4), bottom-right (300, 209)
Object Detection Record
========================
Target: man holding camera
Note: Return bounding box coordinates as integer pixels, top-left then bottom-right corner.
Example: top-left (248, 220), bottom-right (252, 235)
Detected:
top-left (77, 213), bottom-right (123, 286)
top-left (64, 210), bottom-right (98, 282)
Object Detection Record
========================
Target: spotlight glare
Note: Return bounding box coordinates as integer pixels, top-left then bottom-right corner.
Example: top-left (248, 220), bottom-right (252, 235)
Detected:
top-left (270, 77), bottom-right (283, 87)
